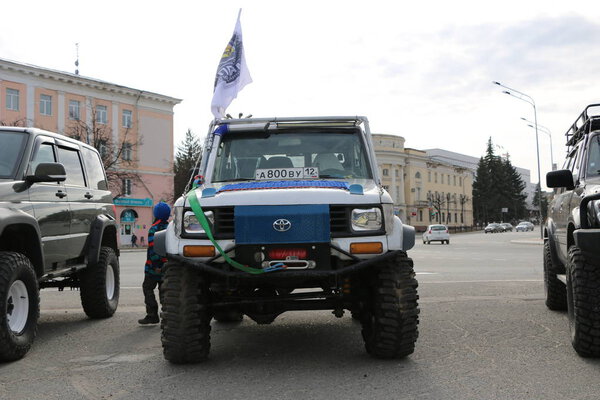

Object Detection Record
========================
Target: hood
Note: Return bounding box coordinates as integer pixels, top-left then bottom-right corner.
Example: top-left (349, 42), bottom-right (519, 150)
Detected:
top-left (188, 179), bottom-right (383, 207)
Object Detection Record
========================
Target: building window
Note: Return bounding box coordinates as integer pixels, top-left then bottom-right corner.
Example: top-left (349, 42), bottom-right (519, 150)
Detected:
top-left (395, 169), bottom-right (399, 177)
top-left (69, 100), bottom-right (80, 120)
top-left (415, 172), bottom-right (421, 179)
top-left (459, 177), bottom-right (463, 186)
top-left (96, 105), bottom-right (108, 124)
top-left (453, 175), bottom-right (457, 186)
top-left (454, 213), bottom-right (457, 223)
top-left (441, 174), bottom-right (444, 184)
top-left (6, 89), bottom-right (19, 111)
top-left (435, 172), bottom-right (438, 183)
top-left (428, 171), bottom-right (431, 182)
top-left (122, 142), bottom-right (132, 161)
top-left (98, 140), bottom-right (108, 159)
top-left (442, 212), bottom-right (445, 222)
top-left (383, 169), bottom-right (389, 176)
top-left (419, 210), bottom-right (423, 222)
top-left (461, 212), bottom-right (464, 223)
top-left (122, 110), bottom-right (132, 128)
top-left (40, 94), bottom-right (52, 116)
top-left (122, 178), bottom-right (132, 196)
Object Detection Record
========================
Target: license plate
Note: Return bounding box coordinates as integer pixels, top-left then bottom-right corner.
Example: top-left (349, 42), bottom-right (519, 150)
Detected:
top-left (255, 167), bottom-right (319, 180)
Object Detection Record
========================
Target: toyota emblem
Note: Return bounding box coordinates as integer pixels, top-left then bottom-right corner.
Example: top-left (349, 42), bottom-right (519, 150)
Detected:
top-left (273, 219), bottom-right (291, 232)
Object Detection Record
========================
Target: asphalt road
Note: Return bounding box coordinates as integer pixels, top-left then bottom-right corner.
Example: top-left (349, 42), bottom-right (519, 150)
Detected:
top-left (2, 230), bottom-right (600, 400)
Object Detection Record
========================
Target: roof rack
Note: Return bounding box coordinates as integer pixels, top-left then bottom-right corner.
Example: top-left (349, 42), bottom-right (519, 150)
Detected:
top-left (565, 103), bottom-right (600, 147)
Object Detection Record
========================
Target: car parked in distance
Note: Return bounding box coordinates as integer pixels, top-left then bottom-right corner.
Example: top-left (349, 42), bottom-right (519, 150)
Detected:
top-left (515, 221), bottom-right (534, 232)
top-left (500, 223), bottom-right (514, 232)
top-left (422, 224), bottom-right (450, 244)
top-left (484, 223), bottom-right (502, 233)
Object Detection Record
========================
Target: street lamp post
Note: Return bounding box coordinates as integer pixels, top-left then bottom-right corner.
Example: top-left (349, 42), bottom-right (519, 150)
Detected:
top-left (493, 81), bottom-right (543, 239)
top-left (521, 117), bottom-right (555, 171)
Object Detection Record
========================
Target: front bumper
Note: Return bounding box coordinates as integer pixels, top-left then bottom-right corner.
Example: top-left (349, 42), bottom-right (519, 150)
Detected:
top-left (165, 249), bottom-right (405, 283)
top-left (573, 228), bottom-right (600, 263)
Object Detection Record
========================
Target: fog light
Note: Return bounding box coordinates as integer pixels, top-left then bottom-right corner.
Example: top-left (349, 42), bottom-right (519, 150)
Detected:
top-left (183, 245), bottom-right (215, 257)
top-left (350, 242), bottom-right (383, 254)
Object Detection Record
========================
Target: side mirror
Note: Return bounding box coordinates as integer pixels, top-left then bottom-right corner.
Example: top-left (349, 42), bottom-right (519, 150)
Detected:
top-left (26, 162), bottom-right (67, 183)
top-left (546, 169), bottom-right (574, 190)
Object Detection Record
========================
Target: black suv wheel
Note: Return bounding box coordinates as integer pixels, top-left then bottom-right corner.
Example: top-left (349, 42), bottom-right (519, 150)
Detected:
top-left (543, 241), bottom-right (567, 311)
top-left (161, 263), bottom-right (211, 363)
top-left (566, 246), bottom-right (600, 357)
top-left (0, 252), bottom-right (40, 361)
top-left (360, 252), bottom-right (419, 358)
top-left (79, 247), bottom-right (120, 318)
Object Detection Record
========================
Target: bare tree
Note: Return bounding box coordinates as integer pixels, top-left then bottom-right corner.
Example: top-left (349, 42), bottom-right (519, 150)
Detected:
top-left (0, 118), bottom-right (30, 127)
top-left (459, 194), bottom-right (470, 225)
top-left (64, 108), bottom-right (142, 199)
top-left (427, 192), bottom-right (446, 223)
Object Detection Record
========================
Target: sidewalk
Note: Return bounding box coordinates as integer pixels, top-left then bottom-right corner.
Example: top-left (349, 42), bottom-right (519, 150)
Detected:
top-left (119, 246), bottom-right (147, 252)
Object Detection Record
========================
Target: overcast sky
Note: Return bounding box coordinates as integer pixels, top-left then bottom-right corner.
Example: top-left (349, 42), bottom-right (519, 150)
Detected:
top-left (2, 0), bottom-right (600, 187)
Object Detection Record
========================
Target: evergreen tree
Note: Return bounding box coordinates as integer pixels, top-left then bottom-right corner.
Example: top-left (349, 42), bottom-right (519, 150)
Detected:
top-left (173, 129), bottom-right (202, 199)
top-left (472, 138), bottom-right (528, 224)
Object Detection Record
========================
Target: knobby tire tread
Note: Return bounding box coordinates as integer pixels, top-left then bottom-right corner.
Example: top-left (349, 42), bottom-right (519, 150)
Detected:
top-left (361, 251), bottom-right (420, 358)
top-left (161, 263), bottom-right (211, 363)
top-left (79, 247), bottom-right (119, 319)
top-left (0, 251), bottom-right (39, 361)
top-left (567, 247), bottom-right (600, 357)
top-left (543, 241), bottom-right (567, 311)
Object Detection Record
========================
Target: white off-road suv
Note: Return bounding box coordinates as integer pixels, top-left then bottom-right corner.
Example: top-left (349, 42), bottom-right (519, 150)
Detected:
top-left (154, 116), bottom-right (418, 363)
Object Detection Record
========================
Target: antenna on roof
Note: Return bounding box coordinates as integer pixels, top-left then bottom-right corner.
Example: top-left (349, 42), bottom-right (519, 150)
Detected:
top-left (74, 43), bottom-right (79, 75)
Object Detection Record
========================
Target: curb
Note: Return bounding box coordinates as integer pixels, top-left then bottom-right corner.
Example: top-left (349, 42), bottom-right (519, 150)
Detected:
top-left (510, 240), bottom-right (543, 246)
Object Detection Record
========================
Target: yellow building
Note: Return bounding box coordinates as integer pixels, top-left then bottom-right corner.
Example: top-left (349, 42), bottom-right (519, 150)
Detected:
top-left (0, 58), bottom-right (181, 245)
top-left (373, 134), bottom-right (473, 231)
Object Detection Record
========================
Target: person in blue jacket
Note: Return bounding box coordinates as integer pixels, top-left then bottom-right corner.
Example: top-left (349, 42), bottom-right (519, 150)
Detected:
top-left (138, 202), bottom-right (171, 325)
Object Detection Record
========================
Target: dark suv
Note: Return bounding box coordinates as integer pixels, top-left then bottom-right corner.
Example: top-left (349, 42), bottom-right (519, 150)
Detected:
top-left (545, 104), bottom-right (600, 357)
top-left (0, 127), bottom-right (119, 361)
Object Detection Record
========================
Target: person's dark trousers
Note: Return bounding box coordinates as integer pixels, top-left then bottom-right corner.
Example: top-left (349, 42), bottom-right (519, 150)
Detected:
top-left (142, 274), bottom-right (162, 317)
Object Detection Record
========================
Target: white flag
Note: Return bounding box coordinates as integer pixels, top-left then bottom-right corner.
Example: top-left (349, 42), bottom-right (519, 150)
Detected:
top-left (211, 9), bottom-right (252, 119)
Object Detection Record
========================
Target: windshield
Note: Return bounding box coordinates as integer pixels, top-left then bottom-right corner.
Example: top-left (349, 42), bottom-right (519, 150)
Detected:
top-left (0, 131), bottom-right (27, 178)
top-left (586, 134), bottom-right (600, 177)
top-left (430, 225), bottom-right (446, 231)
top-left (212, 129), bottom-right (372, 182)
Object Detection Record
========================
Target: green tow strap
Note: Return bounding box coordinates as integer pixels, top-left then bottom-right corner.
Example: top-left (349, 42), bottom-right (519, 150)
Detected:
top-left (186, 191), bottom-right (268, 275)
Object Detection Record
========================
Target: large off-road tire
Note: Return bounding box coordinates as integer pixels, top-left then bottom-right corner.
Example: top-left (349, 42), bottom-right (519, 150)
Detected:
top-left (0, 252), bottom-right (40, 361)
top-left (79, 247), bottom-right (119, 318)
top-left (566, 247), bottom-right (600, 357)
top-left (161, 263), bottom-right (211, 363)
top-left (543, 241), bottom-right (567, 311)
top-left (360, 252), bottom-right (419, 358)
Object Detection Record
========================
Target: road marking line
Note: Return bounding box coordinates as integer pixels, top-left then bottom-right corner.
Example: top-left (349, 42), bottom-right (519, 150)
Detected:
top-left (416, 272), bottom-right (438, 275)
top-left (419, 279), bottom-right (540, 284)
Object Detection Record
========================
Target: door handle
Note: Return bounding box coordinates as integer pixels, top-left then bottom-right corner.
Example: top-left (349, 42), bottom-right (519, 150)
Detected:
top-left (55, 190), bottom-right (67, 199)
top-left (84, 192), bottom-right (93, 199)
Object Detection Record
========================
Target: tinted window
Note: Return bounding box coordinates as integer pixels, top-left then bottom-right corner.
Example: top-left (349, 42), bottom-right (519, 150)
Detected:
top-left (0, 131), bottom-right (27, 178)
top-left (82, 147), bottom-right (108, 190)
top-left (431, 225), bottom-right (446, 231)
top-left (57, 147), bottom-right (85, 186)
top-left (29, 142), bottom-right (56, 175)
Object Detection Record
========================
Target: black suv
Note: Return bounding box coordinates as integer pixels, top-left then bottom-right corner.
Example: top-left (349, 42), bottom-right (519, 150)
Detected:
top-left (0, 127), bottom-right (119, 361)
top-left (545, 104), bottom-right (600, 357)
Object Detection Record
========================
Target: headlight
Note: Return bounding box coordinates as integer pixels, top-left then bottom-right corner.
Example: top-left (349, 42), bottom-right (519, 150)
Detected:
top-left (174, 206), bottom-right (183, 237)
top-left (183, 210), bottom-right (214, 234)
top-left (351, 207), bottom-right (382, 232)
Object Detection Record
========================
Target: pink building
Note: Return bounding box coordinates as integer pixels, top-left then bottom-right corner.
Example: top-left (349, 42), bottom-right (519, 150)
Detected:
top-left (0, 58), bottom-right (181, 246)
